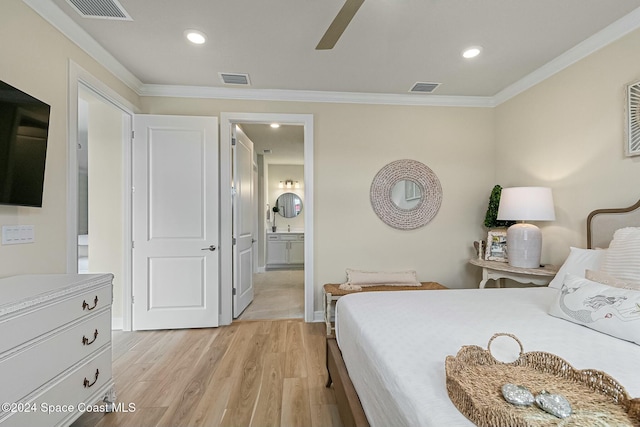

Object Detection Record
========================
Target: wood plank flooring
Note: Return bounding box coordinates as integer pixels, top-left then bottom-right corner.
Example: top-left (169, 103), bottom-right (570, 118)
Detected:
top-left (72, 320), bottom-right (343, 427)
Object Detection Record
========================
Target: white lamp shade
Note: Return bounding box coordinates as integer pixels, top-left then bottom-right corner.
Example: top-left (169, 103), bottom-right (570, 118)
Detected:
top-left (497, 187), bottom-right (555, 221)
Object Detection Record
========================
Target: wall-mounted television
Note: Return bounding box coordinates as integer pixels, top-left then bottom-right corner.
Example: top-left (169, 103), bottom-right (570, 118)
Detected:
top-left (0, 81), bottom-right (50, 207)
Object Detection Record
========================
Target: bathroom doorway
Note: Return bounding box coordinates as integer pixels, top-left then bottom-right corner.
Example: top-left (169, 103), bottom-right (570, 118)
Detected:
top-left (220, 113), bottom-right (313, 323)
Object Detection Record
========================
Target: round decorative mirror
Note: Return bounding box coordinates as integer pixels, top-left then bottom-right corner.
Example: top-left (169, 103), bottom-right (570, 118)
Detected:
top-left (370, 159), bottom-right (442, 230)
top-left (275, 192), bottom-right (302, 218)
top-left (391, 180), bottom-right (423, 210)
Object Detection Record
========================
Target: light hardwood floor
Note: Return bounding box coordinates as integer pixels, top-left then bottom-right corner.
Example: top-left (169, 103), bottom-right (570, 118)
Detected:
top-left (72, 320), bottom-right (342, 427)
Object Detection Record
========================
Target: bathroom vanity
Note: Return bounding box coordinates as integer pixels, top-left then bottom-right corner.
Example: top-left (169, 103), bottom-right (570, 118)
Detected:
top-left (266, 232), bottom-right (304, 269)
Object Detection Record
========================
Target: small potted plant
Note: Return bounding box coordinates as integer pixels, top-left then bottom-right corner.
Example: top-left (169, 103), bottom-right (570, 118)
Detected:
top-left (272, 206), bottom-right (279, 232)
top-left (484, 185), bottom-right (515, 229)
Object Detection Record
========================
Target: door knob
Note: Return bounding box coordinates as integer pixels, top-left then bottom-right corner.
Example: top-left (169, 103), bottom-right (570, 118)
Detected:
top-left (201, 245), bottom-right (217, 251)
top-left (251, 238), bottom-right (257, 243)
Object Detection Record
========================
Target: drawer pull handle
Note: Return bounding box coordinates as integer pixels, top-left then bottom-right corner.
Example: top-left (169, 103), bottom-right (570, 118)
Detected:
top-left (82, 296), bottom-right (99, 311)
top-left (82, 329), bottom-right (99, 346)
top-left (83, 369), bottom-right (100, 388)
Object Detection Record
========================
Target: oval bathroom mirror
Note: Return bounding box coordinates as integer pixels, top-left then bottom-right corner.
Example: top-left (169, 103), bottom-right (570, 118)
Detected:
top-left (276, 192), bottom-right (302, 218)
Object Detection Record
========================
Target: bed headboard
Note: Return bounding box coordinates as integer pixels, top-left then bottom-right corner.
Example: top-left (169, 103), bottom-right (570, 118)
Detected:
top-left (587, 199), bottom-right (640, 249)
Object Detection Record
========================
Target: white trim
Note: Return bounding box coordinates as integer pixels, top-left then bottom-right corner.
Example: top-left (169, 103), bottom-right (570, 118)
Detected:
top-left (24, 0), bottom-right (142, 93)
top-left (25, 2), bottom-right (640, 107)
top-left (494, 6), bottom-right (640, 105)
top-left (111, 317), bottom-right (124, 330)
top-left (219, 113), bottom-right (314, 325)
top-left (67, 61), bottom-right (137, 331)
top-left (140, 85), bottom-right (493, 107)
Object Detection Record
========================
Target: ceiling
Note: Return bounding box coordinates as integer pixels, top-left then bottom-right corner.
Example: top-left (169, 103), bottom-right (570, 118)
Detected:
top-left (36, 0), bottom-right (640, 101)
top-left (25, 1), bottom-right (640, 163)
top-left (240, 124), bottom-right (304, 165)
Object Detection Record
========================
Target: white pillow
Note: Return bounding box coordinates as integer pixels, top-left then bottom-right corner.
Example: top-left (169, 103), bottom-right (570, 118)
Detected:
top-left (600, 227), bottom-right (640, 283)
top-left (548, 274), bottom-right (640, 345)
top-left (548, 247), bottom-right (606, 289)
top-left (345, 268), bottom-right (420, 287)
top-left (585, 269), bottom-right (640, 291)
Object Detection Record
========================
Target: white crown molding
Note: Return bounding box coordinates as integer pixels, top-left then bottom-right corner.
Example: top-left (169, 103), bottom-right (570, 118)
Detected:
top-left (23, 1), bottom-right (640, 108)
top-left (494, 6), bottom-right (640, 106)
top-left (138, 84), bottom-right (494, 107)
top-left (22, 0), bottom-right (143, 92)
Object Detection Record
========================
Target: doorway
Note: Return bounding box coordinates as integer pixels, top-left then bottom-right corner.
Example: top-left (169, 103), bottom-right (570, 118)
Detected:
top-left (68, 62), bottom-right (135, 330)
top-left (220, 113), bottom-right (314, 325)
top-left (238, 123), bottom-right (305, 321)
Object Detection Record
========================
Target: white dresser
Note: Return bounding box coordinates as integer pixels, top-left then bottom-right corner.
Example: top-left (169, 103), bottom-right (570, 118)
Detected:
top-left (0, 274), bottom-right (115, 426)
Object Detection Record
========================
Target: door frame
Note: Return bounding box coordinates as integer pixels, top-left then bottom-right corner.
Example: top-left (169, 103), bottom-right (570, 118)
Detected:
top-left (220, 113), bottom-right (314, 325)
top-left (67, 61), bottom-right (137, 331)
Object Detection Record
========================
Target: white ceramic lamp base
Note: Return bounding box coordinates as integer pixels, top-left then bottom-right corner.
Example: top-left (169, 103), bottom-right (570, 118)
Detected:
top-left (506, 223), bottom-right (542, 268)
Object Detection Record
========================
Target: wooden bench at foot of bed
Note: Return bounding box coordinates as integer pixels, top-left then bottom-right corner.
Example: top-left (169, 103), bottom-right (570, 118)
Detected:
top-left (323, 281), bottom-right (447, 336)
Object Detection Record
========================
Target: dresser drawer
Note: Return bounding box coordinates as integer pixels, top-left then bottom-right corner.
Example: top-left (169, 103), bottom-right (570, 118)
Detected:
top-left (0, 346), bottom-right (113, 427)
top-left (0, 284), bottom-right (112, 354)
top-left (0, 309), bottom-right (111, 404)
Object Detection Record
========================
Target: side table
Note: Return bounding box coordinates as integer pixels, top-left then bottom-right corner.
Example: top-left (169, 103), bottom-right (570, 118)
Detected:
top-left (323, 281), bottom-right (447, 336)
top-left (468, 258), bottom-right (559, 289)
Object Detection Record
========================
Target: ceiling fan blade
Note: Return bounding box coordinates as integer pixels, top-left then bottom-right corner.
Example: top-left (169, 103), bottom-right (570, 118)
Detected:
top-left (316, 0), bottom-right (365, 50)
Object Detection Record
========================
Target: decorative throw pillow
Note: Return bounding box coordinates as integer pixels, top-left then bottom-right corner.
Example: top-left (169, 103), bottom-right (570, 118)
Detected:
top-left (548, 273), bottom-right (640, 345)
top-left (344, 268), bottom-right (420, 287)
top-left (600, 227), bottom-right (640, 283)
top-left (585, 269), bottom-right (640, 291)
top-left (547, 247), bottom-right (606, 289)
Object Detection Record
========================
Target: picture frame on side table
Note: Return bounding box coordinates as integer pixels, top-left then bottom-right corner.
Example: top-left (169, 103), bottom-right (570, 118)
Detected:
top-left (485, 230), bottom-right (508, 262)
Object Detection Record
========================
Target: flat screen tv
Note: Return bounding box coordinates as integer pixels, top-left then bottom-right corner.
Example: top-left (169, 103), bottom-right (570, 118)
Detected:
top-left (0, 81), bottom-right (50, 207)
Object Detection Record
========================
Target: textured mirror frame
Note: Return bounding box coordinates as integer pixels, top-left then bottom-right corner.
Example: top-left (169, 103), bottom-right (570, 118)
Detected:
top-left (370, 159), bottom-right (442, 230)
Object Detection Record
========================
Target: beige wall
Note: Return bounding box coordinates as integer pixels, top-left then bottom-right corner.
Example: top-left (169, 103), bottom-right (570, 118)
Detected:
top-left (87, 98), bottom-right (124, 320)
top-left (495, 27), bottom-right (640, 265)
top-left (142, 97), bottom-right (497, 302)
top-left (0, 0), bottom-right (139, 277)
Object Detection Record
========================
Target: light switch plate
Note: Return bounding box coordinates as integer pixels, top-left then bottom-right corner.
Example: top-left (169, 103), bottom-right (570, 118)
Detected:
top-left (2, 225), bottom-right (35, 245)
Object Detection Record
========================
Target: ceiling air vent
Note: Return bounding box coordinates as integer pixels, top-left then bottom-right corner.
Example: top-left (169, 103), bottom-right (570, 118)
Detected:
top-left (219, 73), bottom-right (251, 86)
top-left (65, 0), bottom-right (132, 20)
top-left (409, 82), bottom-right (441, 93)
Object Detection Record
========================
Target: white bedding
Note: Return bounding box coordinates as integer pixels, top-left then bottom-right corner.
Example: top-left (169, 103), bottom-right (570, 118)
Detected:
top-left (335, 287), bottom-right (640, 427)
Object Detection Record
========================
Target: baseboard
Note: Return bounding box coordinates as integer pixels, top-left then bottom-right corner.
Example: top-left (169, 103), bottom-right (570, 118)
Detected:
top-left (111, 317), bottom-right (123, 330)
top-left (313, 310), bottom-right (324, 322)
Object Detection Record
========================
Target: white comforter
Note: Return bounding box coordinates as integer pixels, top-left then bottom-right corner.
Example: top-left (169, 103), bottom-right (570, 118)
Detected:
top-left (335, 287), bottom-right (640, 427)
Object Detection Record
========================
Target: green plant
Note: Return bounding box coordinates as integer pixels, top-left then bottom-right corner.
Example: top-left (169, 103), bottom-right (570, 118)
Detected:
top-left (483, 185), bottom-right (515, 228)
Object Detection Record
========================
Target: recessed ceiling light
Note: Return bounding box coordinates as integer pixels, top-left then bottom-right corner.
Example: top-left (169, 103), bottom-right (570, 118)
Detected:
top-left (462, 46), bottom-right (482, 59)
top-left (185, 29), bottom-right (206, 45)
top-left (270, 123), bottom-right (280, 128)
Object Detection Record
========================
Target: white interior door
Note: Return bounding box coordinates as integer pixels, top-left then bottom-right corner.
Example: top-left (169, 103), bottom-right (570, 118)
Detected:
top-left (232, 126), bottom-right (254, 318)
top-left (133, 115), bottom-right (219, 330)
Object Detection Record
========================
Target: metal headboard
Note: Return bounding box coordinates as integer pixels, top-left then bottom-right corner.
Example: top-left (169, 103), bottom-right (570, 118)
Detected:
top-left (587, 199), bottom-right (640, 249)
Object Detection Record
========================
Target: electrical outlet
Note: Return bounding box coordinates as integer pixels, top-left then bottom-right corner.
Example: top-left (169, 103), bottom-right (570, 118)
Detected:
top-left (2, 225), bottom-right (35, 245)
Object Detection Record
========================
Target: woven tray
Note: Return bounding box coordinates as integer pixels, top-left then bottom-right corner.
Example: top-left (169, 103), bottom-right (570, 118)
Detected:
top-left (445, 333), bottom-right (640, 426)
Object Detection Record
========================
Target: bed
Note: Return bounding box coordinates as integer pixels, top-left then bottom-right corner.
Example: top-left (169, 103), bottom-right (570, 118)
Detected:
top-left (326, 199), bottom-right (640, 427)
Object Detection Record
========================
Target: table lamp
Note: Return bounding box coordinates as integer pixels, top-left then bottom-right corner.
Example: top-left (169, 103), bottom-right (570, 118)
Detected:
top-left (496, 187), bottom-right (555, 268)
